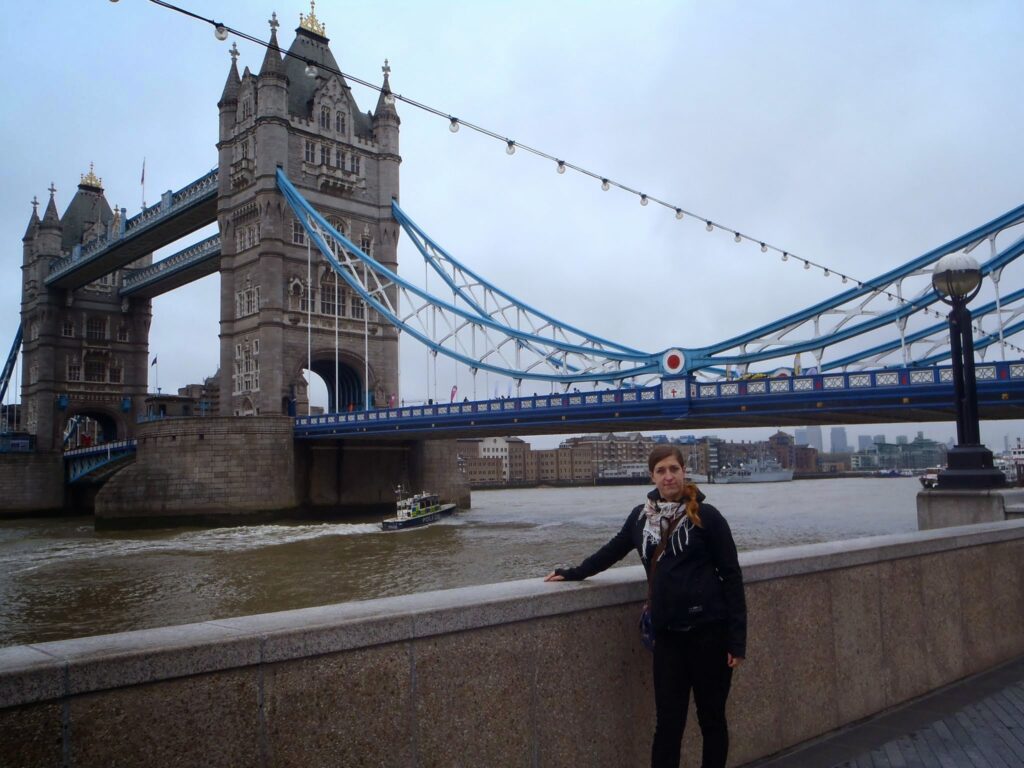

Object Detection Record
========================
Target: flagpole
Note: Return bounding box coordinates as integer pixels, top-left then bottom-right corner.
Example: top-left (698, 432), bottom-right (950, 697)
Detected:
top-left (141, 157), bottom-right (146, 210)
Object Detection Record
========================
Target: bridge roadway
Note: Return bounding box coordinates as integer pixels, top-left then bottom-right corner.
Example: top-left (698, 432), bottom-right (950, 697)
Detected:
top-left (295, 360), bottom-right (1024, 440)
top-left (45, 169), bottom-right (218, 290)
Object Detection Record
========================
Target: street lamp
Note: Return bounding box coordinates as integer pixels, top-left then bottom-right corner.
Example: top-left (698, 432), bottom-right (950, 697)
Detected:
top-left (931, 253), bottom-right (1005, 489)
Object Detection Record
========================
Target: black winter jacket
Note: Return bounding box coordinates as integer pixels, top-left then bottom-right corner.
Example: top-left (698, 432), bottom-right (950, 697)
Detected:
top-left (556, 489), bottom-right (747, 658)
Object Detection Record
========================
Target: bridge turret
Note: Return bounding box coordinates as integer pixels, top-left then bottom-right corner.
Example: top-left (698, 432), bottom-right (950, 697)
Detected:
top-left (36, 183), bottom-right (63, 254)
top-left (373, 60), bottom-right (401, 207)
top-left (22, 197), bottom-right (40, 250)
top-left (257, 14), bottom-right (288, 121)
top-left (217, 43), bottom-right (240, 139)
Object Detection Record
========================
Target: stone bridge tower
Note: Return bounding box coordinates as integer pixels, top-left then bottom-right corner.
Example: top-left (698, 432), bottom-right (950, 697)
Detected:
top-left (19, 170), bottom-right (152, 450)
top-left (216, 7), bottom-right (400, 417)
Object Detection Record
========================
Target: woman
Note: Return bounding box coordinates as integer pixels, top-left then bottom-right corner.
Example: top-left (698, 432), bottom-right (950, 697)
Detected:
top-left (545, 445), bottom-right (746, 768)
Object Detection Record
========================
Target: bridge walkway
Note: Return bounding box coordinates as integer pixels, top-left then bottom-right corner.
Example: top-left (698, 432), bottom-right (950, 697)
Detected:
top-left (742, 655), bottom-right (1024, 768)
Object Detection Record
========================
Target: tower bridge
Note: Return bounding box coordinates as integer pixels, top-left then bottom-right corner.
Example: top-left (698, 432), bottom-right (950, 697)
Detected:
top-left (3, 7), bottom-right (1024, 524)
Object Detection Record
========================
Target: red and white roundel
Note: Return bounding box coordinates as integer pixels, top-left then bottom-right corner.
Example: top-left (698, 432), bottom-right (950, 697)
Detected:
top-left (660, 349), bottom-right (686, 375)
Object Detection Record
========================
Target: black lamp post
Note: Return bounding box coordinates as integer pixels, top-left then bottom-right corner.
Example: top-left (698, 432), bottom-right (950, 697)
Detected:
top-left (932, 253), bottom-right (1005, 489)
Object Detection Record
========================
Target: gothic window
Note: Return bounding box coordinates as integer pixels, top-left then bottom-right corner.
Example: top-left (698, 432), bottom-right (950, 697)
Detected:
top-left (68, 359), bottom-right (81, 382)
top-left (117, 326), bottom-right (129, 343)
top-left (335, 147), bottom-right (344, 168)
top-left (321, 274), bottom-right (339, 315)
top-left (62, 320), bottom-right (75, 338)
top-left (336, 111), bottom-right (346, 133)
top-left (351, 294), bottom-right (365, 320)
top-left (242, 98), bottom-right (252, 119)
top-left (327, 216), bottom-right (346, 237)
top-left (86, 317), bottom-right (106, 341)
top-left (85, 358), bottom-right (105, 383)
top-left (360, 235), bottom-right (372, 256)
top-left (241, 140), bottom-right (249, 159)
top-left (233, 341), bottom-right (261, 394)
top-left (320, 105), bottom-right (330, 129)
top-left (349, 154), bottom-right (361, 175)
top-left (292, 219), bottom-right (306, 245)
top-left (235, 285), bottom-right (261, 318)
top-left (304, 140), bottom-right (315, 163)
top-left (300, 284), bottom-right (317, 314)
top-left (109, 364), bottom-right (123, 384)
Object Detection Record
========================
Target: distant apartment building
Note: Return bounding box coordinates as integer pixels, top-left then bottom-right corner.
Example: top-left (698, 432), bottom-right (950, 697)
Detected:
top-left (562, 432), bottom-right (653, 477)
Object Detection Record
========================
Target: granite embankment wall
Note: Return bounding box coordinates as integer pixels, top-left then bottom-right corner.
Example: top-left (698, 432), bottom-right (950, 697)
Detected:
top-left (2, 520), bottom-right (1023, 767)
top-left (0, 451), bottom-right (64, 515)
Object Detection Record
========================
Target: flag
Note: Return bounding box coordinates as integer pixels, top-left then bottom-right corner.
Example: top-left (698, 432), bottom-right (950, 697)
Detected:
top-left (450, 385), bottom-right (458, 403)
top-left (151, 356), bottom-right (158, 367)
top-left (141, 158), bottom-right (146, 186)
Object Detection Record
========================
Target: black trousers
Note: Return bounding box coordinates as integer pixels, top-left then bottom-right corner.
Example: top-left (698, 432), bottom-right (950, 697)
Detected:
top-left (651, 622), bottom-right (733, 768)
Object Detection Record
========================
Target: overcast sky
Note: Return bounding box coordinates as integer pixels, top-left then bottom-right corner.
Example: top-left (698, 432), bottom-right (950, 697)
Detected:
top-left (3, 1), bottom-right (1023, 451)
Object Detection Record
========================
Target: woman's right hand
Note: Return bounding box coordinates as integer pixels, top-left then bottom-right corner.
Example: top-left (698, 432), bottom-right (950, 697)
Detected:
top-left (544, 571), bottom-right (565, 582)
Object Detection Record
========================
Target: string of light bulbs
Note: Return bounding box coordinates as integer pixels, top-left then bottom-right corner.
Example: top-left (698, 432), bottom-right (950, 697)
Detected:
top-left (132, 0), bottom-right (1023, 355)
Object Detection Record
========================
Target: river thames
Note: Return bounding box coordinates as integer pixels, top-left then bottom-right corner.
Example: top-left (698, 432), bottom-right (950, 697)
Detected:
top-left (0, 478), bottom-right (923, 648)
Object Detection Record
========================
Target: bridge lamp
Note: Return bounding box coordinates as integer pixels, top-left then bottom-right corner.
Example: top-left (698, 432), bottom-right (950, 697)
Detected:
top-left (931, 253), bottom-right (1005, 489)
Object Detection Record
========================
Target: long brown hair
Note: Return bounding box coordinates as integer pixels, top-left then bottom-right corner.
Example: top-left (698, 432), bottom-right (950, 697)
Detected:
top-left (648, 445), bottom-right (703, 527)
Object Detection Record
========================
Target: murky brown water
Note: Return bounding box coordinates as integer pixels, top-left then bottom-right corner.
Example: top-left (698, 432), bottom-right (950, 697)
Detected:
top-left (0, 478), bottom-right (922, 648)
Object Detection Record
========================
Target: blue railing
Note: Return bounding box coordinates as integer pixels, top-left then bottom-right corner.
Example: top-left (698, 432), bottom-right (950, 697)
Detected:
top-left (295, 361), bottom-right (1024, 437)
top-left (64, 439), bottom-right (138, 483)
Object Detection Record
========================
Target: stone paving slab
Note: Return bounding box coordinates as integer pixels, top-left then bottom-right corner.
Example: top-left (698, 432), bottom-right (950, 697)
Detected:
top-left (741, 656), bottom-right (1024, 768)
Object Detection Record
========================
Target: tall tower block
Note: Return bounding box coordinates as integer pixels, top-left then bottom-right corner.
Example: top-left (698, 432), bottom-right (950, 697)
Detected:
top-left (216, 7), bottom-right (401, 417)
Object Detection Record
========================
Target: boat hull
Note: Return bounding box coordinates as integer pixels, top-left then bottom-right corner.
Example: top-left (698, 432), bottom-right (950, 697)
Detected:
top-left (381, 503), bottom-right (457, 531)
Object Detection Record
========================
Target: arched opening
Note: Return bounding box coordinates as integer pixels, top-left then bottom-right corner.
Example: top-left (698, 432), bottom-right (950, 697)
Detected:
top-left (63, 410), bottom-right (119, 448)
top-left (307, 359), bottom-right (364, 413)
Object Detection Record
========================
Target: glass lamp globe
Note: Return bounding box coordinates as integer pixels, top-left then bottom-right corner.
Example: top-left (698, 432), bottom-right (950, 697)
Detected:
top-left (932, 253), bottom-right (981, 299)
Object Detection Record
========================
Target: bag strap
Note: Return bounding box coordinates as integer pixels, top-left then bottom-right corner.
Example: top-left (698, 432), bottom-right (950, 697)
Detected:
top-left (646, 514), bottom-right (683, 603)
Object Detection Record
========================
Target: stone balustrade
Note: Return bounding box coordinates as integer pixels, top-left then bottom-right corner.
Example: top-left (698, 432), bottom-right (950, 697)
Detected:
top-left (2, 520), bottom-right (1023, 766)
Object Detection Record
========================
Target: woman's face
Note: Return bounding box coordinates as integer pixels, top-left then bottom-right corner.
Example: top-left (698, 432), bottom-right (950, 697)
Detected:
top-left (651, 455), bottom-right (686, 502)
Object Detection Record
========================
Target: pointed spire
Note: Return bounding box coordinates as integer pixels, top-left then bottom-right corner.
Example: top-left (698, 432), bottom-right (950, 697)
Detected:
top-left (219, 42), bottom-right (241, 106)
top-left (41, 183), bottom-right (61, 229)
top-left (374, 58), bottom-right (398, 118)
top-left (260, 12), bottom-right (286, 78)
top-left (23, 196), bottom-right (40, 240)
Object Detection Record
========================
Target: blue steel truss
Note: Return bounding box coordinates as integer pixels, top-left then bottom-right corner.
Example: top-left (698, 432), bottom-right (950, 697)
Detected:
top-left (278, 170), bottom-right (664, 384)
top-left (1, 324), bottom-right (22, 403)
top-left (279, 167), bottom-right (1024, 385)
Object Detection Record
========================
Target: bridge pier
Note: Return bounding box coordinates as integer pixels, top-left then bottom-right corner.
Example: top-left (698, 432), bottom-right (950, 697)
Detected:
top-left (92, 416), bottom-right (468, 528)
top-left (297, 438), bottom-right (470, 515)
top-left (0, 451), bottom-right (64, 517)
top-left (95, 416), bottom-right (298, 528)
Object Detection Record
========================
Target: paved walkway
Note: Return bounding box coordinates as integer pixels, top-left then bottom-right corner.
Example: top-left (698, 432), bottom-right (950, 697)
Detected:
top-left (742, 656), bottom-right (1024, 768)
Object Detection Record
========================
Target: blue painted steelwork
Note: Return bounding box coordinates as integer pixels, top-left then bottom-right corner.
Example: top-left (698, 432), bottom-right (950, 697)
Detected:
top-left (278, 169), bottom-right (664, 384)
top-left (1, 324), bottom-right (22, 403)
top-left (45, 169), bottom-right (218, 286)
top-left (282, 168), bottom-right (1024, 383)
top-left (682, 206), bottom-right (1024, 374)
top-left (64, 440), bottom-right (137, 483)
top-left (295, 360), bottom-right (1024, 439)
top-left (120, 234), bottom-right (221, 297)
top-left (391, 201), bottom-right (644, 356)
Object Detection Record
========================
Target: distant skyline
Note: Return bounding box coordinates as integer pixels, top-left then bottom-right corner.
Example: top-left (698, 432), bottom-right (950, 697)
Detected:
top-left (3, 1), bottom-right (1023, 450)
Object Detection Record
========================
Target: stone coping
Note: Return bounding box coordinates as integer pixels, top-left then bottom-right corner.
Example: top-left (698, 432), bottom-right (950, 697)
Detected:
top-left (2, 519), bottom-right (1023, 709)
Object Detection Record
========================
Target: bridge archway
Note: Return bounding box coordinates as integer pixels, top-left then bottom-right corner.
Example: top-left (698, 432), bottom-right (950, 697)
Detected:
top-left (292, 351), bottom-right (377, 414)
top-left (63, 409), bottom-right (121, 448)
